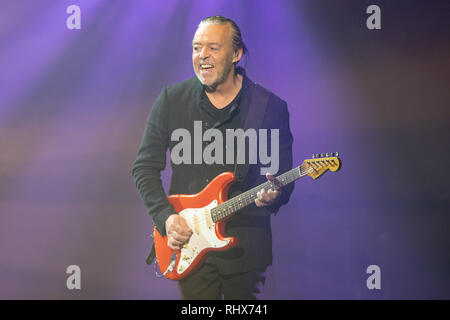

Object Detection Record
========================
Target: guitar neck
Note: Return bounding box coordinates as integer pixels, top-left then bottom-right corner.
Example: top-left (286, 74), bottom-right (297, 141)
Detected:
top-left (211, 164), bottom-right (308, 222)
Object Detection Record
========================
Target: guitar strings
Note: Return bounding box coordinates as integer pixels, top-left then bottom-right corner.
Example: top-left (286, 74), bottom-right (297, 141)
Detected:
top-left (183, 167), bottom-right (314, 227)
top-left (187, 166), bottom-right (315, 226)
top-left (195, 165), bottom-right (314, 225)
top-left (190, 166), bottom-right (314, 226)
top-left (212, 166), bottom-right (311, 216)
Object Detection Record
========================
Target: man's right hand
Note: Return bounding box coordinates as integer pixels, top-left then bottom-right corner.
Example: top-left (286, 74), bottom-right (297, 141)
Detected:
top-left (165, 214), bottom-right (193, 250)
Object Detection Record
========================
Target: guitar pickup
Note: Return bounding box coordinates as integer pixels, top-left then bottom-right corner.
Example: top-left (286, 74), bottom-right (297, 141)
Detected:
top-left (193, 214), bottom-right (200, 234)
top-left (205, 210), bottom-right (212, 229)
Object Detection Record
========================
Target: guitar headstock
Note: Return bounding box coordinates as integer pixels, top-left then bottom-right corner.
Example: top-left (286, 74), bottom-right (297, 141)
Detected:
top-left (301, 152), bottom-right (341, 179)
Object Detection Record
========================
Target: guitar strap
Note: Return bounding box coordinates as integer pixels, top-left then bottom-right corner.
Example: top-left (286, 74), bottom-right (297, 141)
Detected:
top-left (233, 82), bottom-right (270, 182)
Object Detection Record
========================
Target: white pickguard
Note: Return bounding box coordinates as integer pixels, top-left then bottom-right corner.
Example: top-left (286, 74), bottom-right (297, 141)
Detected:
top-left (177, 200), bottom-right (229, 274)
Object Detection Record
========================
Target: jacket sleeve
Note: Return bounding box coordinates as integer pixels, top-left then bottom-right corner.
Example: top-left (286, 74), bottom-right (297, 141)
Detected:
top-left (263, 98), bottom-right (295, 215)
top-left (132, 87), bottom-right (177, 236)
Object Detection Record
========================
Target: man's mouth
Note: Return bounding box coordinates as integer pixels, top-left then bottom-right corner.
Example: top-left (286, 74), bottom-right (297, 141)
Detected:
top-left (200, 64), bottom-right (214, 70)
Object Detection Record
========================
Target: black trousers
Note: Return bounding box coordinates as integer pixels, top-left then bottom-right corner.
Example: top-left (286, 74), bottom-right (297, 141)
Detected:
top-left (178, 261), bottom-right (267, 300)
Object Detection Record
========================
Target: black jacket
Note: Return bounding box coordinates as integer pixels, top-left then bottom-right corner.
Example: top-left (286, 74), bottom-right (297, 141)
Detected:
top-left (132, 68), bottom-right (294, 274)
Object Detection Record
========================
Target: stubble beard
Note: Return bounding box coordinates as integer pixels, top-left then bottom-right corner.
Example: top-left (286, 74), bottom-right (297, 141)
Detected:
top-left (197, 61), bottom-right (235, 93)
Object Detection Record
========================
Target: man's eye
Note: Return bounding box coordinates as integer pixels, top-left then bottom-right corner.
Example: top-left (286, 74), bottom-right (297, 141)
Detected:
top-left (211, 47), bottom-right (218, 51)
top-left (193, 46), bottom-right (201, 52)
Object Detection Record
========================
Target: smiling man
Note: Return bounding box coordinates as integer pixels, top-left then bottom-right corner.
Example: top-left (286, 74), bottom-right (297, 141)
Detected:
top-left (132, 16), bottom-right (295, 300)
top-left (192, 21), bottom-right (243, 100)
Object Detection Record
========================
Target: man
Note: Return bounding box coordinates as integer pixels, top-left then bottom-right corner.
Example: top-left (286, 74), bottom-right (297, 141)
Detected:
top-left (132, 16), bottom-right (294, 300)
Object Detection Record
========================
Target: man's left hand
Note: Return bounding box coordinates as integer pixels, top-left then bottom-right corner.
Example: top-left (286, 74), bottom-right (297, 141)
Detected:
top-left (255, 173), bottom-right (282, 207)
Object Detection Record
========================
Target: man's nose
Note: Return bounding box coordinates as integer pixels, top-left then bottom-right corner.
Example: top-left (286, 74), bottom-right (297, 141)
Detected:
top-left (199, 47), bottom-right (210, 59)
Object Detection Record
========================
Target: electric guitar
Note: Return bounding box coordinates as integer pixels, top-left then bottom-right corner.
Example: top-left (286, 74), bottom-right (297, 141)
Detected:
top-left (154, 153), bottom-right (341, 280)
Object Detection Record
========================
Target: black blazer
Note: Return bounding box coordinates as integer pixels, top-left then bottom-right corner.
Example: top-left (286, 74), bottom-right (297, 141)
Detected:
top-left (132, 68), bottom-right (295, 274)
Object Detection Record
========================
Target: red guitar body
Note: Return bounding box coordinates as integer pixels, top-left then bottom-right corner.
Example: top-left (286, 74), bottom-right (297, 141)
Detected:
top-left (153, 172), bottom-right (238, 280)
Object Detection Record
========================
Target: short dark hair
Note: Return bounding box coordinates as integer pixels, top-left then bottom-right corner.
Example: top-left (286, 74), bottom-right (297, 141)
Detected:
top-left (199, 15), bottom-right (248, 64)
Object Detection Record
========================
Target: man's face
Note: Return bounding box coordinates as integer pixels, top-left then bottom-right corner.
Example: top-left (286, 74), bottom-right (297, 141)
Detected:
top-left (192, 23), bottom-right (240, 88)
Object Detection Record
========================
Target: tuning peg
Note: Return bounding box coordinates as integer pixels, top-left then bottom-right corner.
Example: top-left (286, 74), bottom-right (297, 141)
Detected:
top-left (330, 152), bottom-right (339, 157)
top-left (326, 153), bottom-right (330, 157)
top-left (312, 154), bottom-right (315, 158)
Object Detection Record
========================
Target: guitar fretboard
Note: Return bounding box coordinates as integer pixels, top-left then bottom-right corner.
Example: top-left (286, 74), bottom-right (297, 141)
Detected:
top-left (210, 164), bottom-right (309, 222)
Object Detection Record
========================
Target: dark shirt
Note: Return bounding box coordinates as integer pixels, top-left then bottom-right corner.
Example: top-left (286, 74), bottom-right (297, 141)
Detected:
top-left (132, 67), bottom-right (294, 274)
top-left (201, 87), bottom-right (242, 125)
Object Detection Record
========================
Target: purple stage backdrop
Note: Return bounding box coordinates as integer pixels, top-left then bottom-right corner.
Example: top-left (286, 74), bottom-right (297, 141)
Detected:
top-left (0, 0), bottom-right (449, 299)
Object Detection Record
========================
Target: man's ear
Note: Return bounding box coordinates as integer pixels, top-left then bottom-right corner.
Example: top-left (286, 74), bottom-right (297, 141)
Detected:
top-left (232, 47), bottom-right (243, 64)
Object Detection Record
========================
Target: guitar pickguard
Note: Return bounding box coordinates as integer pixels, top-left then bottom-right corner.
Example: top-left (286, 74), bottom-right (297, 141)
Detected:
top-left (177, 200), bottom-right (229, 274)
